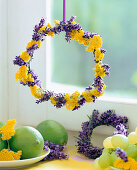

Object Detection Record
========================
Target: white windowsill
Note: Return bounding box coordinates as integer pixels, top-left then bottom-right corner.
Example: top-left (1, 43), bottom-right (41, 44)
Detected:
top-left (44, 82), bottom-right (137, 135)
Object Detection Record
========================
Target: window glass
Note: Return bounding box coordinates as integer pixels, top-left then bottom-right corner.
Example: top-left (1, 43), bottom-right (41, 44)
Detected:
top-left (51, 0), bottom-right (137, 99)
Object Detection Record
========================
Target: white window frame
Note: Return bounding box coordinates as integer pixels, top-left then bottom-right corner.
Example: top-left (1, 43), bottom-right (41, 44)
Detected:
top-left (3, 0), bottom-right (137, 136)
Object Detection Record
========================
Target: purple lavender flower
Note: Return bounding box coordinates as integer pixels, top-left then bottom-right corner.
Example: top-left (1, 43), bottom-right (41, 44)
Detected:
top-left (92, 76), bottom-right (104, 93)
top-left (102, 64), bottom-right (110, 76)
top-left (27, 70), bottom-right (41, 87)
top-left (89, 32), bottom-right (98, 38)
top-left (113, 123), bottom-right (127, 136)
top-left (42, 27), bottom-right (50, 36)
top-left (51, 27), bottom-right (61, 35)
top-left (73, 23), bottom-right (82, 31)
top-left (13, 56), bottom-right (28, 66)
top-left (35, 79), bottom-right (41, 87)
top-left (54, 25), bottom-right (62, 34)
top-left (67, 16), bottom-right (76, 24)
top-left (90, 109), bottom-right (100, 127)
top-left (115, 147), bottom-right (128, 162)
top-left (32, 18), bottom-right (46, 41)
top-left (83, 32), bottom-right (90, 39)
top-left (33, 18), bottom-right (45, 33)
top-left (65, 32), bottom-right (72, 42)
top-left (101, 49), bottom-right (107, 54)
top-left (54, 93), bottom-right (66, 108)
top-left (39, 18), bottom-right (45, 27)
top-left (32, 33), bottom-right (41, 41)
top-left (72, 98), bottom-right (86, 111)
top-left (60, 16), bottom-right (83, 43)
top-left (27, 44), bottom-right (39, 53)
top-left (76, 140), bottom-right (103, 159)
top-left (36, 91), bottom-right (53, 104)
top-left (85, 86), bottom-right (92, 91)
top-left (42, 140), bottom-right (69, 161)
top-left (28, 70), bottom-right (38, 80)
top-left (93, 76), bottom-right (103, 87)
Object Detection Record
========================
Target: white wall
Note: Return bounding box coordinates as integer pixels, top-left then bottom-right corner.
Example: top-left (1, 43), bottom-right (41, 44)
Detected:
top-left (7, 0), bottom-right (47, 126)
top-left (0, 0), bottom-right (8, 121)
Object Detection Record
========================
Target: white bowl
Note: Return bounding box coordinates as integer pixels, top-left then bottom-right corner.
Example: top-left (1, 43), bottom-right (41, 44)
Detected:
top-left (0, 148), bottom-right (50, 168)
top-left (110, 166), bottom-right (122, 170)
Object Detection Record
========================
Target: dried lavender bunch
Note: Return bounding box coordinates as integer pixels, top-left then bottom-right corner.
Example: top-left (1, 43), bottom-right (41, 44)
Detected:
top-left (42, 140), bottom-right (69, 161)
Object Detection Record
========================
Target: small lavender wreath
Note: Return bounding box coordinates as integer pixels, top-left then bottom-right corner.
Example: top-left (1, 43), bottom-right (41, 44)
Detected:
top-left (75, 110), bottom-right (128, 159)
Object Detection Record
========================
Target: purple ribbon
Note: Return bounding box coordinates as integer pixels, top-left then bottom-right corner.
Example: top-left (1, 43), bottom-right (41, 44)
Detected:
top-left (63, 0), bottom-right (66, 22)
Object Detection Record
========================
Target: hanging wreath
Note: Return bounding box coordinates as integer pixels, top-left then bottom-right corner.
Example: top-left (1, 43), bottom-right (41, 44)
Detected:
top-left (75, 110), bottom-right (128, 159)
top-left (13, 16), bottom-right (110, 111)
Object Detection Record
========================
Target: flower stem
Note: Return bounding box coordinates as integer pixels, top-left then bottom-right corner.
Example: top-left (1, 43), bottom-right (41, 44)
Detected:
top-left (74, 136), bottom-right (89, 143)
top-left (7, 140), bottom-right (10, 150)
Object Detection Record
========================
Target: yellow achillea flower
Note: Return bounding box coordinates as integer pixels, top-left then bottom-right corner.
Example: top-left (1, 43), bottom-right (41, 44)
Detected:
top-left (0, 149), bottom-right (22, 161)
top-left (15, 71), bottom-right (19, 81)
top-left (70, 27), bottom-right (90, 46)
top-left (15, 69), bottom-right (34, 84)
top-left (64, 91), bottom-right (80, 111)
top-left (82, 90), bottom-right (94, 103)
top-left (131, 162), bottom-right (137, 170)
top-left (94, 48), bottom-right (104, 61)
top-left (47, 23), bottom-right (55, 38)
top-left (90, 85), bottom-right (106, 97)
top-left (47, 23), bottom-right (52, 28)
top-left (86, 35), bottom-right (102, 52)
top-left (93, 63), bottom-right (106, 77)
top-left (50, 95), bottom-right (57, 105)
top-left (38, 26), bottom-right (46, 33)
top-left (91, 35), bottom-right (102, 49)
top-left (74, 30), bottom-right (84, 42)
top-left (72, 21), bottom-right (77, 24)
top-left (85, 44), bottom-right (94, 52)
top-left (20, 51), bottom-right (31, 62)
top-left (91, 89), bottom-right (104, 97)
top-left (27, 73), bottom-right (34, 82)
top-left (78, 36), bottom-right (91, 46)
top-left (15, 65), bottom-right (28, 83)
top-left (74, 30), bottom-right (91, 46)
top-left (48, 31), bottom-right (55, 37)
top-left (0, 120), bottom-right (16, 140)
top-left (102, 84), bottom-right (106, 90)
top-left (54, 20), bottom-right (60, 25)
top-left (82, 37), bottom-right (91, 46)
top-left (70, 29), bottom-right (77, 39)
top-left (30, 85), bottom-right (44, 99)
top-left (26, 40), bottom-right (41, 49)
top-left (114, 157), bottom-right (137, 170)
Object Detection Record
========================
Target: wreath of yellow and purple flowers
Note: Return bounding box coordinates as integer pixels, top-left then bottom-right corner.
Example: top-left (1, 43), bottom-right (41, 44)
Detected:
top-left (13, 16), bottom-right (110, 111)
